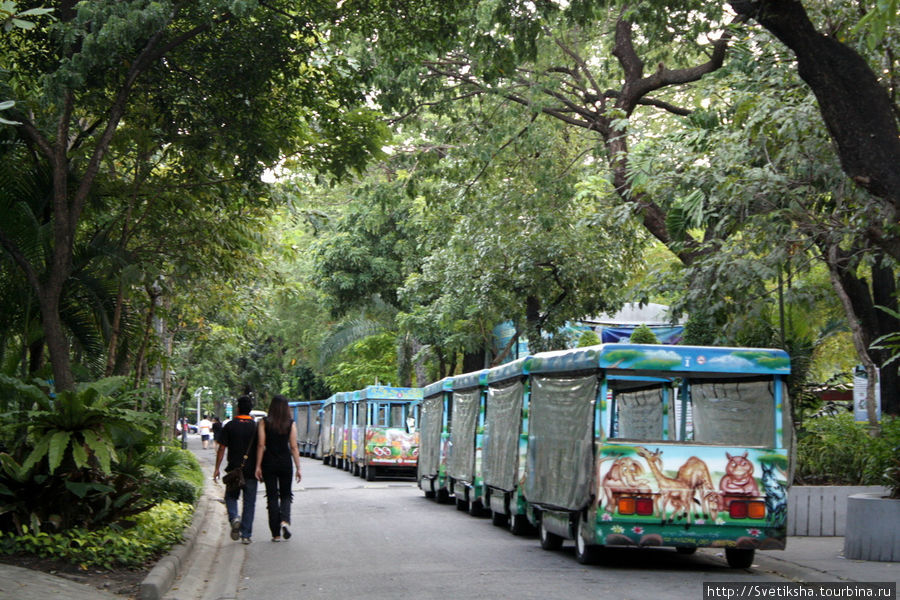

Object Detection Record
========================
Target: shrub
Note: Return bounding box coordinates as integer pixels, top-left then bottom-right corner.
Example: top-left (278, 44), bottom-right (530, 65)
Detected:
top-left (629, 324), bottom-right (660, 344)
top-left (576, 330), bottom-right (601, 347)
top-left (795, 413), bottom-right (899, 486)
top-left (139, 446), bottom-right (203, 505)
top-left (0, 500), bottom-right (192, 569)
top-left (0, 377), bottom-right (203, 535)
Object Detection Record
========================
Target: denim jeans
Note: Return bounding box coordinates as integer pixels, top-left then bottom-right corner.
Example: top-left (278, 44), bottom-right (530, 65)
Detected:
top-left (224, 475), bottom-right (258, 539)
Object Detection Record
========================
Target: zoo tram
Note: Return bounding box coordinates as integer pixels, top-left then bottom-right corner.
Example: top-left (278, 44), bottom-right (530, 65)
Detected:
top-left (313, 343), bottom-right (792, 569)
top-left (313, 385), bottom-right (422, 481)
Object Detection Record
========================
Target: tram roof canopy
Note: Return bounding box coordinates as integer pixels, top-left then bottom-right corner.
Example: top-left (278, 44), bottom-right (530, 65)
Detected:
top-left (453, 369), bottom-right (489, 391)
top-left (486, 355), bottom-right (532, 384)
top-left (526, 344), bottom-right (790, 377)
top-left (357, 385), bottom-right (423, 401)
top-left (422, 377), bottom-right (453, 398)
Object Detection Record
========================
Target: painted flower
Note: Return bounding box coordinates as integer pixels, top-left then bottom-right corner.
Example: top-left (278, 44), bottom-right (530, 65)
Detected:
top-left (601, 512), bottom-right (613, 522)
top-left (747, 528), bottom-right (761, 537)
top-left (611, 525), bottom-right (625, 534)
top-left (715, 518), bottom-right (726, 525)
top-left (632, 526), bottom-right (644, 534)
top-left (695, 519), bottom-right (705, 525)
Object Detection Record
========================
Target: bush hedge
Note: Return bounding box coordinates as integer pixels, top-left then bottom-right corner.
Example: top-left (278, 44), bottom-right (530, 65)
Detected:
top-left (795, 414), bottom-right (899, 486)
top-left (0, 500), bottom-right (192, 569)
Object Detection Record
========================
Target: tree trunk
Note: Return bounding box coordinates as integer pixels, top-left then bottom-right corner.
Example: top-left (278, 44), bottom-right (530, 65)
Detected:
top-left (410, 338), bottom-right (429, 388)
top-left (38, 287), bottom-right (74, 391)
top-left (524, 295), bottom-right (546, 353)
top-left (730, 0), bottom-right (900, 210)
top-left (821, 243), bottom-right (884, 428)
top-left (133, 284), bottom-right (160, 389)
top-left (462, 351), bottom-right (484, 374)
top-left (397, 334), bottom-right (413, 387)
top-left (104, 284), bottom-right (125, 377)
top-left (27, 337), bottom-right (45, 378)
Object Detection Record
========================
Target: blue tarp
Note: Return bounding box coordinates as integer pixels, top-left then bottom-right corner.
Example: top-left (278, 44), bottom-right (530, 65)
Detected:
top-left (600, 325), bottom-right (683, 345)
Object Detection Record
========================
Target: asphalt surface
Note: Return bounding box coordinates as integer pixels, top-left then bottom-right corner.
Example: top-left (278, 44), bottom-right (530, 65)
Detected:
top-left (0, 435), bottom-right (896, 600)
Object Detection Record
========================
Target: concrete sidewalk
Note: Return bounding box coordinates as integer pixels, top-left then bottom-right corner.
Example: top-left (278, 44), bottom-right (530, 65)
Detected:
top-left (1, 436), bottom-right (897, 599)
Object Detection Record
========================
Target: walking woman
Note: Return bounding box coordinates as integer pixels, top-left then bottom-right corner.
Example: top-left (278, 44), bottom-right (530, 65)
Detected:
top-left (254, 395), bottom-right (302, 542)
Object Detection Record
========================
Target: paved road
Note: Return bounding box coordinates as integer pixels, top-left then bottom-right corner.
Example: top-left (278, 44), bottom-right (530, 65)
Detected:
top-left (232, 457), bottom-right (792, 600)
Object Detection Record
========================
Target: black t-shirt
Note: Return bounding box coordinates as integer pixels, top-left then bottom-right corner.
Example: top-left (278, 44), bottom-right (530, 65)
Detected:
top-left (219, 415), bottom-right (258, 476)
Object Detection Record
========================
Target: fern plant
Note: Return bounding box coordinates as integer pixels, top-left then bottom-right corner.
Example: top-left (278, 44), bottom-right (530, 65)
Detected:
top-left (0, 376), bottom-right (155, 532)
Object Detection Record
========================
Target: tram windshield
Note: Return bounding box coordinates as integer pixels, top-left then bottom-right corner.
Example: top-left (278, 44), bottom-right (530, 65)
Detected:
top-left (608, 376), bottom-right (782, 448)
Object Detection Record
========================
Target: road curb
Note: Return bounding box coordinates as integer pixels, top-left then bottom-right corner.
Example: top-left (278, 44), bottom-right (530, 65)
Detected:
top-left (139, 489), bottom-right (212, 600)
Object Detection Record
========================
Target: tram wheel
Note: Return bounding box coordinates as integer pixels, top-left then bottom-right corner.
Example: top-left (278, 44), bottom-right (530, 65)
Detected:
top-left (491, 511), bottom-right (509, 527)
top-left (424, 489), bottom-right (436, 499)
top-left (574, 517), bottom-right (601, 565)
top-left (436, 488), bottom-right (451, 504)
top-left (469, 498), bottom-right (489, 517)
top-left (365, 466), bottom-right (377, 481)
top-left (509, 514), bottom-right (531, 536)
top-left (539, 521), bottom-right (564, 551)
top-left (725, 548), bottom-right (755, 569)
top-left (455, 496), bottom-right (469, 511)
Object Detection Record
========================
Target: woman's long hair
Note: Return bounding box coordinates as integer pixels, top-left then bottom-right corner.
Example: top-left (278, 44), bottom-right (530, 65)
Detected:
top-left (266, 395), bottom-right (292, 435)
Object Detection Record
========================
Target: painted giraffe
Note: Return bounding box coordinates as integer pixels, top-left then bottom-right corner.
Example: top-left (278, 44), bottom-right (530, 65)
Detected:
top-left (635, 447), bottom-right (694, 524)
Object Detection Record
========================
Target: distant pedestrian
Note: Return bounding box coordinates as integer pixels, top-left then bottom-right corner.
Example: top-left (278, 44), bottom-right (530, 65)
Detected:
top-left (198, 415), bottom-right (213, 449)
top-left (212, 416), bottom-right (223, 449)
top-left (213, 397), bottom-right (259, 544)
top-left (254, 395), bottom-right (302, 542)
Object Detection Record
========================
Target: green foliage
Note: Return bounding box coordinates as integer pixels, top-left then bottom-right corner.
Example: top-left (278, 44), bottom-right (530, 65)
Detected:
top-left (576, 330), bottom-right (600, 348)
top-left (0, 1), bottom-right (53, 32)
top-left (0, 500), bottom-right (192, 569)
top-left (0, 376), bottom-right (201, 534)
top-left (795, 414), bottom-right (900, 486)
top-left (284, 362), bottom-right (332, 403)
top-left (629, 324), bottom-right (660, 344)
top-left (681, 310), bottom-right (718, 346)
top-left (871, 306), bottom-right (900, 367)
top-left (138, 446), bottom-right (203, 505)
top-left (885, 447), bottom-right (900, 499)
top-left (851, 0), bottom-right (898, 50)
top-left (0, 377), bottom-right (152, 476)
top-left (325, 333), bottom-right (398, 391)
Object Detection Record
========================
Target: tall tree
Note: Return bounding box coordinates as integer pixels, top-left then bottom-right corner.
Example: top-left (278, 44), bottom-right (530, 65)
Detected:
top-left (343, 0), bottom-right (899, 413)
top-left (729, 0), bottom-right (900, 215)
top-left (0, 1), bottom-right (385, 391)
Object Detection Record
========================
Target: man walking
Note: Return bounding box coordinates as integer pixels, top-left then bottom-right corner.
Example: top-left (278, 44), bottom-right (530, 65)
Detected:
top-left (213, 396), bottom-right (259, 544)
top-left (198, 414), bottom-right (213, 449)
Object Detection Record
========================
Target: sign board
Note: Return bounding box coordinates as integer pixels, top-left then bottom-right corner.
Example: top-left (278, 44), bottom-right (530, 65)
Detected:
top-left (853, 365), bottom-right (881, 422)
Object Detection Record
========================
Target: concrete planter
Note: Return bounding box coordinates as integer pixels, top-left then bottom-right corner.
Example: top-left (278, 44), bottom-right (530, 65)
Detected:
top-left (788, 486), bottom-right (888, 536)
top-left (843, 493), bottom-right (900, 562)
